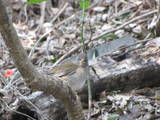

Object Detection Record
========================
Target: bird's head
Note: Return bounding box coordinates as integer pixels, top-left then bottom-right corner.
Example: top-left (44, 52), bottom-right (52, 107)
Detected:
top-left (78, 54), bottom-right (88, 67)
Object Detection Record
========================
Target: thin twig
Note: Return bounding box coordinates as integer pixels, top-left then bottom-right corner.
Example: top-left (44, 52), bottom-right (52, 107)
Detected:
top-left (24, 4), bottom-right (28, 24)
top-left (46, 35), bottom-right (53, 57)
top-left (28, 29), bottom-right (52, 58)
top-left (35, 2), bottom-right (46, 33)
top-left (29, 3), bottom-right (68, 58)
top-left (92, 9), bottom-right (158, 41)
top-left (55, 2), bottom-right (98, 28)
top-left (55, 13), bottom-right (77, 28)
top-left (1, 99), bottom-right (36, 120)
top-left (158, 0), bottom-right (160, 12)
top-left (9, 109), bottom-right (37, 120)
top-left (16, 90), bottom-right (49, 120)
top-left (51, 45), bottom-right (80, 67)
top-left (50, 3), bottom-right (69, 24)
top-left (87, 19), bottom-right (93, 120)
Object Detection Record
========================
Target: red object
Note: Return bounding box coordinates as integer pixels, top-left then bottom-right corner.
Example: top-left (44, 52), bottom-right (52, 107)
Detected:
top-left (3, 69), bottom-right (14, 78)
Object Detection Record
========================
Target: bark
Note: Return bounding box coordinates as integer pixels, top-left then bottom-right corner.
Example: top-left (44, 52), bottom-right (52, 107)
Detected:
top-left (80, 56), bottom-right (160, 99)
top-left (0, 0), bottom-right (85, 120)
top-left (93, 58), bottom-right (160, 93)
top-left (11, 92), bottom-right (68, 120)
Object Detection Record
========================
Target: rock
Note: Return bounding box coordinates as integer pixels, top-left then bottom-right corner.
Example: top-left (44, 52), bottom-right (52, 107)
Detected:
top-left (102, 14), bottom-right (108, 22)
top-left (115, 30), bottom-right (125, 37)
top-left (128, 23), bottom-right (137, 28)
top-left (93, 6), bottom-right (106, 12)
top-left (101, 24), bottom-right (112, 31)
top-left (132, 25), bottom-right (142, 34)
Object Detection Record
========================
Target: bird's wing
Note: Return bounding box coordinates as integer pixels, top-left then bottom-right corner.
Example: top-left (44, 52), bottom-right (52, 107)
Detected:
top-left (68, 67), bottom-right (87, 91)
top-left (55, 69), bottom-right (76, 77)
top-left (48, 62), bottom-right (78, 77)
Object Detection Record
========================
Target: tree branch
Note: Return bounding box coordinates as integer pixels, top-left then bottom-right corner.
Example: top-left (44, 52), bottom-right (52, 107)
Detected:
top-left (0, 0), bottom-right (85, 120)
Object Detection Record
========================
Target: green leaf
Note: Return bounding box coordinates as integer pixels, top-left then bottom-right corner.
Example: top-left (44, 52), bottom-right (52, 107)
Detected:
top-left (92, 49), bottom-right (98, 59)
top-left (112, 19), bottom-right (123, 25)
top-left (101, 33), bottom-right (118, 40)
top-left (111, 90), bottom-right (121, 94)
top-left (25, 0), bottom-right (47, 4)
top-left (121, 12), bottom-right (130, 19)
top-left (50, 57), bottom-right (58, 63)
top-left (79, 0), bottom-right (90, 9)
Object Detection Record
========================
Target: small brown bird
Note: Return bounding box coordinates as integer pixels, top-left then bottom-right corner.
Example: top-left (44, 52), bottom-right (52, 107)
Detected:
top-left (48, 54), bottom-right (88, 91)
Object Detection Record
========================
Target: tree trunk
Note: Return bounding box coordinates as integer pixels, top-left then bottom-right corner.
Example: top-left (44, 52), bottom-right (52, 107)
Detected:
top-left (0, 0), bottom-right (85, 120)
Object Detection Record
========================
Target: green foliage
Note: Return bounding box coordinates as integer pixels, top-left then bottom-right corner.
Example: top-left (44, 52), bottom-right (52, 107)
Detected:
top-left (25, 0), bottom-right (47, 4)
top-left (112, 19), bottom-right (123, 25)
top-left (79, 0), bottom-right (90, 9)
top-left (45, 57), bottom-right (58, 63)
top-left (91, 49), bottom-right (98, 59)
top-left (101, 33), bottom-right (118, 40)
top-left (111, 90), bottom-right (121, 94)
top-left (50, 57), bottom-right (58, 63)
top-left (121, 12), bottom-right (130, 19)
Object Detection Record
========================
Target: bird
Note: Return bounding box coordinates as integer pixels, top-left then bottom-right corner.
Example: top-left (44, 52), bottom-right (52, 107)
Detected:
top-left (48, 54), bottom-right (88, 92)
